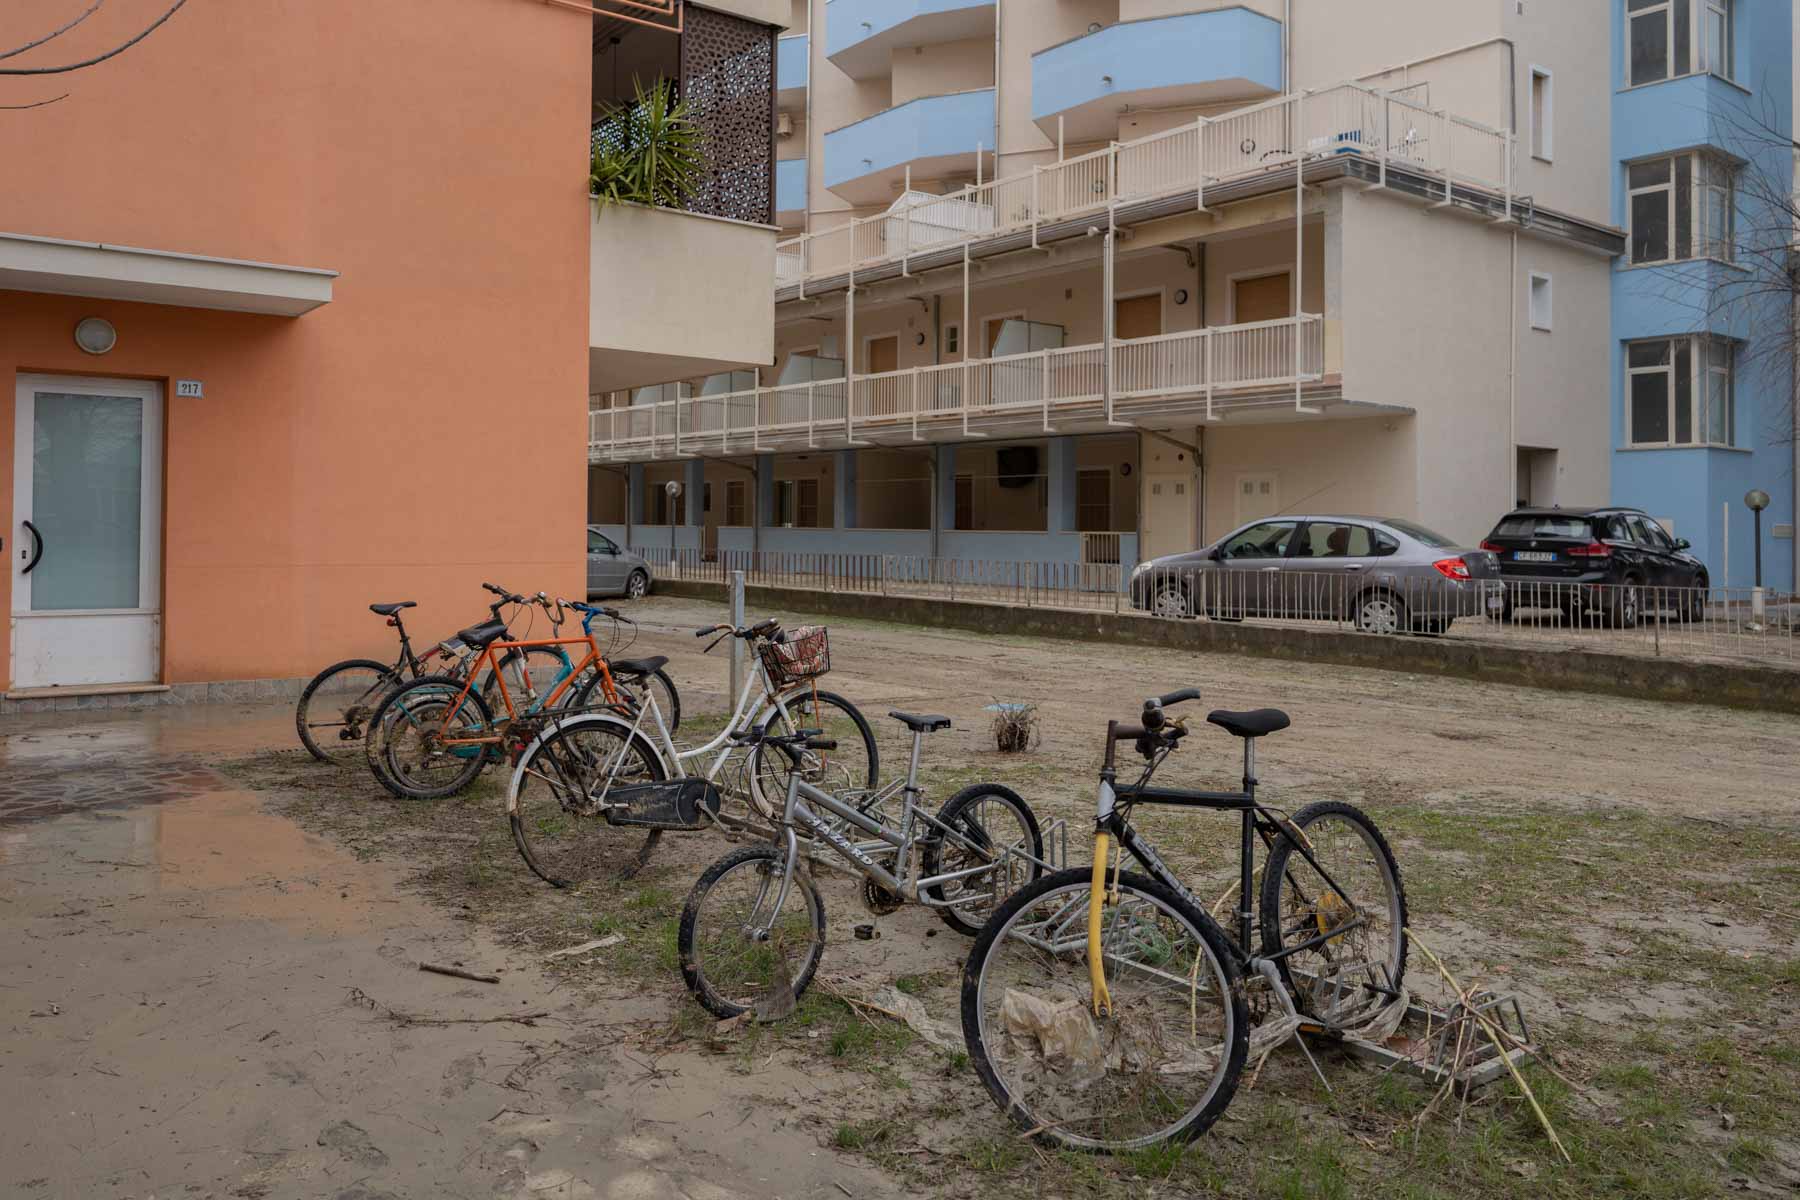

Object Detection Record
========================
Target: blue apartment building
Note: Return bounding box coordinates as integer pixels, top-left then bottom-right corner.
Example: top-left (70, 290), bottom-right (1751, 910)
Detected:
top-left (1611, 0), bottom-right (1795, 588)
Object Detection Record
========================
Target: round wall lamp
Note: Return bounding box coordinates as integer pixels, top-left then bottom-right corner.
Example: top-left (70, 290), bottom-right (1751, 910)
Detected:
top-left (74, 316), bottom-right (117, 355)
top-left (1174, 288), bottom-right (1190, 306)
top-left (915, 332), bottom-right (927, 346)
top-left (1120, 463), bottom-right (1132, 477)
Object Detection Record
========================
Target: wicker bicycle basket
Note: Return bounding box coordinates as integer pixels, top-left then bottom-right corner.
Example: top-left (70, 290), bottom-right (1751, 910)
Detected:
top-left (758, 625), bottom-right (831, 689)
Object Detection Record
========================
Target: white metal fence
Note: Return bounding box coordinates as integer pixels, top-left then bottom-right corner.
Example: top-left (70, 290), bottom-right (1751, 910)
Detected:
top-left (774, 80), bottom-right (1512, 289)
top-left (630, 548), bottom-right (1799, 673)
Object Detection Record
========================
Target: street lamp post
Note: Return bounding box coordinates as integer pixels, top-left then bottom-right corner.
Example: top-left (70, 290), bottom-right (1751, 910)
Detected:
top-left (1745, 488), bottom-right (1770, 626)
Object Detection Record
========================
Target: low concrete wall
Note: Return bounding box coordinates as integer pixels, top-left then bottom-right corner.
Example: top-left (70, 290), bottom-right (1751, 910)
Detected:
top-left (659, 579), bottom-right (1800, 715)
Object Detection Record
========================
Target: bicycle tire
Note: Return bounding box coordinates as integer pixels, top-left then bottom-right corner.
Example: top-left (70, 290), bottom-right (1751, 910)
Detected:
top-left (747, 689), bottom-right (878, 817)
top-left (508, 715), bottom-right (667, 888)
top-left (961, 867), bottom-right (1248, 1152)
top-left (296, 658), bottom-right (397, 766)
top-left (923, 783), bottom-right (1045, 936)
top-left (367, 673), bottom-right (494, 800)
top-left (1258, 800), bottom-right (1408, 1021)
top-left (570, 664), bottom-right (681, 734)
top-left (679, 845), bottom-right (827, 1021)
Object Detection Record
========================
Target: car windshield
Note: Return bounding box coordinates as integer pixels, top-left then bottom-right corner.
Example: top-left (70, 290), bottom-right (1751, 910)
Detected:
top-left (1381, 518), bottom-right (1460, 548)
top-left (1492, 515), bottom-right (1593, 539)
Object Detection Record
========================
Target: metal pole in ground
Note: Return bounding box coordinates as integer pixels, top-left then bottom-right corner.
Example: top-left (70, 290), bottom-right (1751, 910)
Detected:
top-left (729, 569), bottom-right (746, 701)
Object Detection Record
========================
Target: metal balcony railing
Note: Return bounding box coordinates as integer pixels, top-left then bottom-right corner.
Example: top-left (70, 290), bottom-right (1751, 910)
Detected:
top-left (775, 80), bottom-right (1513, 289)
top-left (588, 315), bottom-right (1327, 460)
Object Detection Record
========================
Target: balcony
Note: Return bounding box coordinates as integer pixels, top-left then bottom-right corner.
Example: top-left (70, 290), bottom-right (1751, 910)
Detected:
top-left (777, 33), bottom-right (808, 105)
top-left (825, 0), bottom-right (995, 80)
top-left (781, 82), bottom-right (1517, 289)
top-left (1033, 8), bottom-right (1283, 142)
top-left (776, 158), bottom-right (807, 222)
top-left (824, 88), bottom-right (995, 204)
top-left (588, 200), bottom-right (775, 393)
top-left (590, 315), bottom-right (1356, 461)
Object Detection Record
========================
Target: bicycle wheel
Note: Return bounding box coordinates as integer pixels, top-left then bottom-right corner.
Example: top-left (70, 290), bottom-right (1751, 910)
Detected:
top-left (296, 659), bottom-right (398, 766)
top-left (484, 646), bottom-right (576, 715)
top-left (679, 845), bottom-right (827, 1021)
top-left (748, 689), bottom-right (878, 817)
top-left (368, 674), bottom-right (493, 800)
top-left (509, 717), bottom-right (667, 888)
top-left (1258, 800), bottom-right (1408, 1023)
top-left (923, 783), bottom-right (1045, 936)
top-left (570, 665), bottom-right (680, 734)
top-left (962, 868), bottom-right (1248, 1152)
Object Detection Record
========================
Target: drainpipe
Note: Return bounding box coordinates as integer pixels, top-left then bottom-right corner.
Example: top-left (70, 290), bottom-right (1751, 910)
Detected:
top-left (1508, 230), bottom-right (1518, 510)
top-left (992, 1), bottom-right (1002, 176)
top-left (804, 0), bottom-right (816, 236)
top-left (1283, 0), bottom-right (1291, 90)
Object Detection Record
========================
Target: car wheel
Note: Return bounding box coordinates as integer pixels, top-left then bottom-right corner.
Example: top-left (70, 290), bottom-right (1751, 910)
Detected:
top-left (1681, 576), bottom-right (1708, 623)
top-left (1354, 591), bottom-right (1407, 635)
top-left (625, 569), bottom-right (649, 601)
top-left (1149, 580), bottom-right (1191, 619)
top-left (1609, 579), bottom-right (1641, 629)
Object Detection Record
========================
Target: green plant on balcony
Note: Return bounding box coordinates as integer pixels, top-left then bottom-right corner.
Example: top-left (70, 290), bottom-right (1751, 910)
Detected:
top-left (589, 78), bottom-right (708, 210)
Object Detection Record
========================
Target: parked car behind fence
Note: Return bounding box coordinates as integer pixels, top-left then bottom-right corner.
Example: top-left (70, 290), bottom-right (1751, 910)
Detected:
top-left (1129, 516), bottom-right (1502, 634)
top-left (587, 526), bottom-right (653, 599)
top-left (1480, 507), bottom-right (1707, 628)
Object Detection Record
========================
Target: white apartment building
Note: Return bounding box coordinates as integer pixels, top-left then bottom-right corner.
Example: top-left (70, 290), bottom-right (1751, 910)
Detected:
top-left (589, 0), bottom-right (1625, 574)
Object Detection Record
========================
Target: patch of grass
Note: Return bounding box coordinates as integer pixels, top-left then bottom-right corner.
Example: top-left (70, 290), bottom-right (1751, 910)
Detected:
top-left (833, 1118), bottom-right (896, 1150)
top-left (959, 1136), bottom-right (1025, 1174)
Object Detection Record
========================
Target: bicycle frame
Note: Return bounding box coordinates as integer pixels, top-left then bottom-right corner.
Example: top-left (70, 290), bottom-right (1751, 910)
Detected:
top-left (752, 732), bottom-right (1038, 932)
top-left (429, 633), bottom-right (621, 748)
top-left (1085, 729), bottom-right (1372, 1017)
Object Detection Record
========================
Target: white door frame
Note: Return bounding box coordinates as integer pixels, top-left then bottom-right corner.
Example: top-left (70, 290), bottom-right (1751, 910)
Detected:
top-left (11, 374), bottom-right (163, 689)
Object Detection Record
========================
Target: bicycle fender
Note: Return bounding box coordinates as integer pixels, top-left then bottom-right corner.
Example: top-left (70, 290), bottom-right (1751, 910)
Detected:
top-left (503, 711), bottom-right (671, 815)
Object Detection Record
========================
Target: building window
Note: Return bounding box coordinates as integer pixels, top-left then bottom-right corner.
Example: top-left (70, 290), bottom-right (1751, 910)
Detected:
top-left (725, 479), bottom-right (747, 526)
top-left (1529, 272), bottom-right (1553, 331)
top-left (1627, 0), bottom-right (1732, 86)
top-left (944, 323), bottom-right (960, 356)
top-left (773, 478), bottom-right (821, 527)
top-left (1627, 152), bottom-right (1734, 265)
top-left (1529, 67), bottom-right (1553, 161)
top-left (1626, 335), bottom-right (1735, 447)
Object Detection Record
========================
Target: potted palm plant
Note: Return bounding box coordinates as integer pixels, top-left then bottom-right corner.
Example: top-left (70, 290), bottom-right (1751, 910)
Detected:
top-left (590, 78), bottom-right (707, 209)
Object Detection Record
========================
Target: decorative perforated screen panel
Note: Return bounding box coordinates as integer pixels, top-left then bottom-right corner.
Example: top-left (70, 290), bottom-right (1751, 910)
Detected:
top-left (680, 5), bottom-right (775, 225)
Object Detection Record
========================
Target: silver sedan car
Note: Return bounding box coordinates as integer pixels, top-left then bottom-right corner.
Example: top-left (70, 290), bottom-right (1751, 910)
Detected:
top-left (1129, 516), bottom-right (1502, 634)
top-left (586, 527), bottom-right (653, 600)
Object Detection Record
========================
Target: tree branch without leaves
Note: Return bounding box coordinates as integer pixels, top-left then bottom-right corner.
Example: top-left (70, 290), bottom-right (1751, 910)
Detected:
top-left (0, 0), bottom-right (186, 76)
top-left (0, 0), bottom-right (104, 62)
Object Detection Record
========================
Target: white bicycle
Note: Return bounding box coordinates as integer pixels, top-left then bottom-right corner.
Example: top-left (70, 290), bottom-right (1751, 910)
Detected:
top-left (505, 616), bottom-right (878, 887)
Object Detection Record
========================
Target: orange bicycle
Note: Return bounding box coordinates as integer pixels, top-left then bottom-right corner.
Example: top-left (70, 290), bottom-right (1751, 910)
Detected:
top-left (367, 597), bottom-right (654, 799)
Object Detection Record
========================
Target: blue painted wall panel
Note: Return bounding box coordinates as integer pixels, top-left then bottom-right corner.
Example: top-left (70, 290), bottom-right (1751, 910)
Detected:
top-left (1031, 7), bottom-right (1283, 122)
top-left (776, 158), bottom-right (807, 213)
top-left (825, 0), bottom-right (993, 58)
top-left (823, 89), bottom-right (995, 189)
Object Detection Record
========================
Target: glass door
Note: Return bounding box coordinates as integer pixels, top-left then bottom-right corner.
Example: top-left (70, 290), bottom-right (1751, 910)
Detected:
top-left (11, 376), bottom-right (163, 689)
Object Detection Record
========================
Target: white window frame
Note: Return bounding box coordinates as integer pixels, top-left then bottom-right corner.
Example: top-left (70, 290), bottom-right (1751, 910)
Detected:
top-left (1528, 272), bottom-right (1553, 331)
top-left (1626, 151), bottom-right (1735, 266)
top-left (1625, 334), bottom-right (1736, 448)
top-left (942, 322), bottom-right (960, 357)
top-left (1529, 66), bottom-right (1554, 161)
top-left (1626, 0), bottom-right (1733, 87)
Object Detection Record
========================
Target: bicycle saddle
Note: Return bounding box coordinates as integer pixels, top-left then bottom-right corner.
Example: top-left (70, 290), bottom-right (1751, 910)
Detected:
top-left (369, 601), bottom-right (417, 616)
top-left (889, 710), bottom-right (951, 733)
top-left (611, 656), bottom-right (668, 675)
top-left (455, 619), bottom-right (509, 648)
top-left (1206, 708), bottom-right (1290, 739)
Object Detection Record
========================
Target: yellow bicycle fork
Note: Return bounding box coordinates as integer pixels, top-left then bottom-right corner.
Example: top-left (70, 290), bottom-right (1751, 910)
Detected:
top-left (1087, 831), bottom-right (1114, 1017)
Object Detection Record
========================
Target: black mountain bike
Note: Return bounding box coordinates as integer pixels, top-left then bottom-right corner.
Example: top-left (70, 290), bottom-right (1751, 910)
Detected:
top-left (961, 688), bottom-right (1408, 1151)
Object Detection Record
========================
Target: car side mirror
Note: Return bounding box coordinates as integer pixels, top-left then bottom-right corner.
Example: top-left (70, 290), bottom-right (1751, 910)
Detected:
top-left (1674, 538), bottom-right (1691, 550)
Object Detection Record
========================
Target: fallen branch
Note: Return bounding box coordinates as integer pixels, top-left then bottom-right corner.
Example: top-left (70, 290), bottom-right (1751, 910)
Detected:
top-left (346, 986), bottom-right (546, 1028)
top-left (420, 962), bottom-right (499, 984)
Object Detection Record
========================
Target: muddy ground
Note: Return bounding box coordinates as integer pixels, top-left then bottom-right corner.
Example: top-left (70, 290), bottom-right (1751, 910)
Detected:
top-left (5, 594), bottom-right (1798, 1199)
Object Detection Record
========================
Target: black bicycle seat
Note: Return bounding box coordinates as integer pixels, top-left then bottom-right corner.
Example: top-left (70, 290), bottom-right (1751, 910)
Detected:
top-left (369, 602), bottom-right (417, 616)
top-left (455, 619), bottom-right (509, 648)
top-left (611, 656), bottom-right (669, 676)
top-left (889, 711), bottom-right (951, 733)
top-left (1206, 708), bottom-right (1290, 739)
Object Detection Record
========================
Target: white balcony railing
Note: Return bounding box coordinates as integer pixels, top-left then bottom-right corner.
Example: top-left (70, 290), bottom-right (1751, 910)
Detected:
top-left (775, 80), bottom-right (1512, 290)
top-left (589, 315), bottom-right (1327, 459)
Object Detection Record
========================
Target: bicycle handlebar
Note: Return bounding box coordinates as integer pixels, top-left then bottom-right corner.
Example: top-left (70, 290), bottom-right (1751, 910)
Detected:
top-left (693, 618), bottom-right (780, 640)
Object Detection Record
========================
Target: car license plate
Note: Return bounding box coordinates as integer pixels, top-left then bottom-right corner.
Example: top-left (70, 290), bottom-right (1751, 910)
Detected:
top-left (1514, 551), bottom-right (1555, 563)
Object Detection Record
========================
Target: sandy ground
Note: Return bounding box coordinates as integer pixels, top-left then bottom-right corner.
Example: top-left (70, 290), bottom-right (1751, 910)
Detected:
top-left (3, 594), bottom-right (1797, 1199)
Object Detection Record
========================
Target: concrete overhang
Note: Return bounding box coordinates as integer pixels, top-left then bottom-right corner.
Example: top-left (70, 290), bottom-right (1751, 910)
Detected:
top-left (0, 231), bottom-right (335, 316)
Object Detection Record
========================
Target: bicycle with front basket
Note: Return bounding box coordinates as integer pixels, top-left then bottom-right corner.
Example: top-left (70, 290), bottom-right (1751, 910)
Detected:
top-left (960, 688), bottom-right (1408, 1151)
top-left (502, 617), bottom-right (882, 888)
top-left (674, 712), bottom-right (1053, 1020)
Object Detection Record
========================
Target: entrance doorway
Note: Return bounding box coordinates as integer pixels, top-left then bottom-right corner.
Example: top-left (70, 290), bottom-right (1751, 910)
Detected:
top-left (1113, 293), bottom-right (1163, 340)
top-left (1142, 474), bottom-right (1194, 558)
top-left (865, 335), bottom-right (898, 375)
top-left (11, 375), bottom-right (163, 689)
